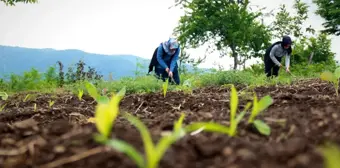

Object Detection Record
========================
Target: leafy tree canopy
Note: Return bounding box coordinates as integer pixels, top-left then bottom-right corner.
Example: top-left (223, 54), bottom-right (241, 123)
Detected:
top-left (1, 0), bottom-right (37, 6)
top-left (173, 0), bottom-right (271, 70)
top-left (313, 0), bottom-right (340, 36)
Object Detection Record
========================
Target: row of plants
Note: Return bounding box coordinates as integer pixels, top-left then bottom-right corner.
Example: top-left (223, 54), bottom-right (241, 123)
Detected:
top-left (84, 77), bottom-right (340, 168)
top-left (85, 81), bottom-right (274, 168)
top-left (0, 61), bottom-right (333, 96)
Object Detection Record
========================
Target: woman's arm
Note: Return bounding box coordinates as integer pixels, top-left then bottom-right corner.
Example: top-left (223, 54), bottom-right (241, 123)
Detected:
top-left (170, 47), bottom-right (180, 72)
top-left (156, 45), bottom-right (168, 69)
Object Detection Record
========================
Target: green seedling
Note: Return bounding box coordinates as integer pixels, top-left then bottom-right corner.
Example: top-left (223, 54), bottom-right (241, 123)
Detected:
top-left (184, 84), bottom-right (251, 137)
top-left (94, 87), bottom-right (126, 138)
top-left (0, 103), bottom-right (6, 112)
top-left (247, 93), bottom-right (273, 136)
top-left (318, 142), bottom-right (340, 168)
top-left (23, 94), bottom-right (30, 102)
top-left (33, 103), bottom-right (37, 112)
top-left (85, 82), bottom-right (110, 104)
top-left (99, 112), bottom-right (185, 168)
top-left (48, 100), bottom-right (54, 107)
top-left (0, 92), bottom-right (8, 100)
top-left (320, 67), bottom-right (340, 96)
top-left (78, 89), bottom-right (84, 100)
top-left (162, 78), bottom-right (169, 97)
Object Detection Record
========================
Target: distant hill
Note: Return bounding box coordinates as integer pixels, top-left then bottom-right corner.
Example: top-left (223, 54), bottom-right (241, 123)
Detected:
top-left (0, 45), bottom-right (200, 80)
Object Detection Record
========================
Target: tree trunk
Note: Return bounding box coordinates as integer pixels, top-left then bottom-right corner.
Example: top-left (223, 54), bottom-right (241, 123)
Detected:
top-left (231, 46), bottom-right (238, 70)
top-left (243, 59), bottom-right (246, 70)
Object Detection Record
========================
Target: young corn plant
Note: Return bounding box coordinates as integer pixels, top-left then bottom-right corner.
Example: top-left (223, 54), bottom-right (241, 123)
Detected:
top-left (184, 84), bottom-right (251, 137)
top-left (162, 78), bottom-right (169, 97)
top-left (23, 94), bottom-right (30, 102)
top-left (0, 92), bottom-right (8, 100)
top-left (97, 112), bottom-right (185, 168)
top-left (48, 100), bottom-right (55, 108)
top-left (78, 89), bottom-right (83, 100)
top-left (247, 93), bottom-right (273, 136)
top-left (85, 82), bottom-right (110, 104)
top-left (33, 103), bottom-right (37, 112)
top-left (0, 103), bottom-right (6, 112)
top-left (320, 67), bottom-right (340, 96)
top-left (93, 87), bottom-right (126, 138)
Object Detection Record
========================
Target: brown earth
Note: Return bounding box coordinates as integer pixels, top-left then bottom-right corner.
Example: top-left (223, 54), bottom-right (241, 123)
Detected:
top-left (0, 78), bottom-right (340, 168)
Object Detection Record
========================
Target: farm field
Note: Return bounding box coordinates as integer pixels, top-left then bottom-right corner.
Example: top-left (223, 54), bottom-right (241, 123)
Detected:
top-left (0, 78), bottom-right (339, 168)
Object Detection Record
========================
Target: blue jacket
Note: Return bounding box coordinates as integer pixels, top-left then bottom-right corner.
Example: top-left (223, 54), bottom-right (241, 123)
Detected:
top-left (156, 44), bottom-right (180, 72)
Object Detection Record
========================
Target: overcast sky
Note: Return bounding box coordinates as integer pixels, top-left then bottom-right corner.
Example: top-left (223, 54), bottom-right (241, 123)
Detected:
top-left (0, 0), bottom-right (339, 69)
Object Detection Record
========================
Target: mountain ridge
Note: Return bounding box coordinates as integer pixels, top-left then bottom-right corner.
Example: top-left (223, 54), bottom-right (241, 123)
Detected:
top-left (0, 45), bottom-right (200, 80)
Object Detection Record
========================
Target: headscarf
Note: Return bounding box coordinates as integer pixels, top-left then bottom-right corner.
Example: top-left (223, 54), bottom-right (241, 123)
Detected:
top-left (162, 38), bottom-right (179, 55)
top-left (282, 35), bottom-right (292, 46)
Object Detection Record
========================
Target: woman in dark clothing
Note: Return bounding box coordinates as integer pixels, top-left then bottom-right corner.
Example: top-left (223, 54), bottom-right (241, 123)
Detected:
top-left (148, 38), bottom-right (181, 84)
top-left (264, 35), bottom-right (293, 77)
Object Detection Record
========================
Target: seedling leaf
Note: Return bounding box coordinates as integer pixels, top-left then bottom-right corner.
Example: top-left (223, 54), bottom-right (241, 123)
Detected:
top-left (257, 95), bottom-right (273, 112)
top-left (123, 112), bottom-right (155, 167)
top-left (78, 89), bottom-right (84, 100)
top-left (85, 82), bottom-right (99, 100)
top-left (253, 119), bottom-right (271, 136)
top-left (230, 85), bottom-right (238, 121)
top-left (319, 142), bottom-right (340, 168)
top-left (95, 104), bottom-right (114, 138)
top-left (248, 94), bottom-right (273, 123)
top-left (163, 79), bottom-right (169, 97)
top-left (185, 122), bottom-right (230, 135)
top-left (23, 94), bottom-right (30, 102)
top-left (94, 87), bottom-right (125, 138)
top-left (97, 96), bottom-right (110, 104)
top-left (106, 139), bottom-right (145, 168)
top-left (320, 71), bottom-right (335, 82)
top-left (0, 92), bottom-right (8, 100)
top-left (173, 113), bottom-right (186, 138)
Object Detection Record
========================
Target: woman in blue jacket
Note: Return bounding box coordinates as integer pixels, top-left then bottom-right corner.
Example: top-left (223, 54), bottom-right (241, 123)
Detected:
top-left (150, 38), bottom-right (180, 85)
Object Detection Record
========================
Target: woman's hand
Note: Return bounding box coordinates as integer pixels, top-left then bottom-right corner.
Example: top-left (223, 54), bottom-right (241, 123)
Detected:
top-left (168, 71), bottom-right (173, 78)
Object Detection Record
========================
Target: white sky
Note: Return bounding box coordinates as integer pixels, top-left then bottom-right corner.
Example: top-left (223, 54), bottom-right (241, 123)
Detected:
top-left (0, 0), bottom-right (339, 70)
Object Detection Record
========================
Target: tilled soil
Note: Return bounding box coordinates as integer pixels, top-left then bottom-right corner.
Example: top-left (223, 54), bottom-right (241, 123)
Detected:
top-left (0, 78), bottom-right (340, 168)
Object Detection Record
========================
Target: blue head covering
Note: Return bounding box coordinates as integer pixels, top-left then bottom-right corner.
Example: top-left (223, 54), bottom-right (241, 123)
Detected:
top-left (162, 38), bottom-right (179, 55)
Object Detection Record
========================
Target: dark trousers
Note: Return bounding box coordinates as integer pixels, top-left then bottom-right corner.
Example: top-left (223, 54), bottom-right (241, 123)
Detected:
top-left (264, 56), bottom-right (282, 77)
top-left (155, 66), bottom-right (180, 85)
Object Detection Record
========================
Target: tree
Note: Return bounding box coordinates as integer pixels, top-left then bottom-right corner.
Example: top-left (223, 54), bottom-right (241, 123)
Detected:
top-left (271, 0), bottom-right (314, 40)
top-left (291, 33), bottom-right (335, 65)
top-left (313, 0), bottom-right (340, 36)
top-left (269, 0), bottom-right (335, 66)
top-left (173, 0), bottom-right (271, 70)
top-left (1, 0), bottom-right (37, 6)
